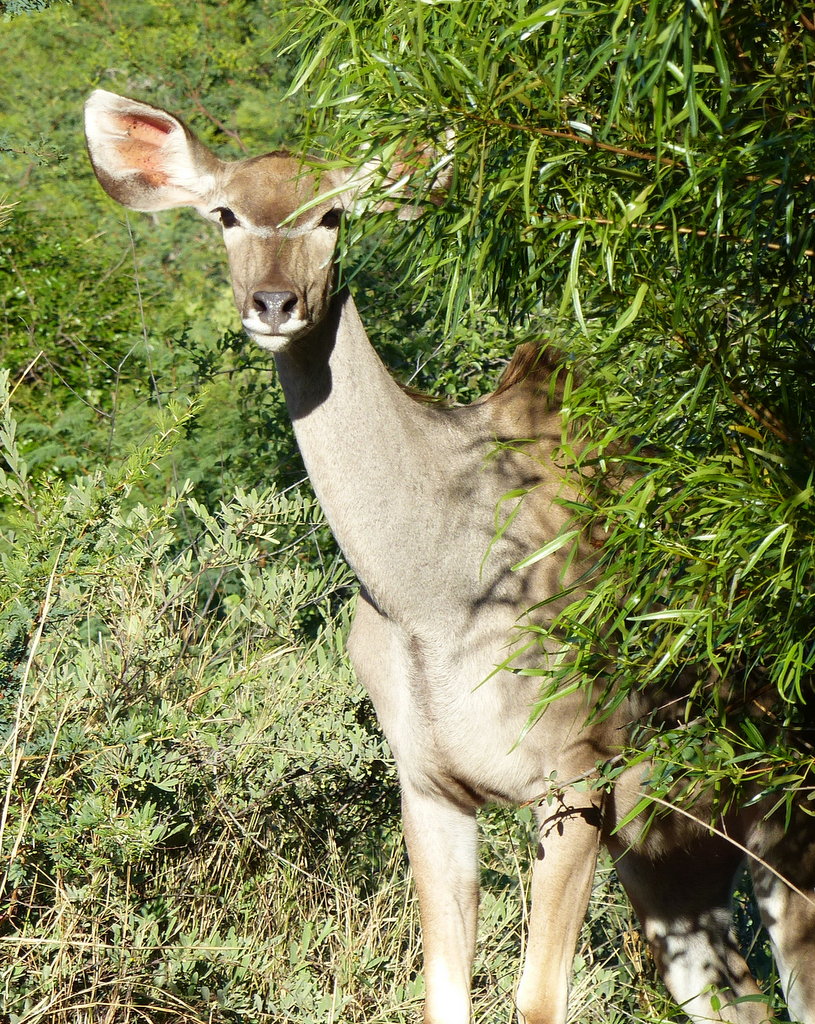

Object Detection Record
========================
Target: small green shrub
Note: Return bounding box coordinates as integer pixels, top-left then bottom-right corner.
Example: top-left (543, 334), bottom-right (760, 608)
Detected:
top-left (0, 368), bottom-right (397, 1022)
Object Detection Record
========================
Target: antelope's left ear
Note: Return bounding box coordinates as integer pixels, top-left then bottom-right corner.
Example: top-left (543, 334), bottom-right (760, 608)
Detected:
top-left (339, 130), bottom-right (454, 220)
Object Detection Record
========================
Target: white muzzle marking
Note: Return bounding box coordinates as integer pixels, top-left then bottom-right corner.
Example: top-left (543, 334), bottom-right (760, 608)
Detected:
top-left (242, 312), bottom-right (311, 352)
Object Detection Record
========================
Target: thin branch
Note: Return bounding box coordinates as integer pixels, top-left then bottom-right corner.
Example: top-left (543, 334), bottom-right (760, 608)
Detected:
top-left (546, 212), bottom-right (815, 260)
top-left (672, 332), bottom-right (804, 452)
top-left (449, 106), bottom-right (679, 167)
top-left (729, 391), bottom-right (795, 446)
top-left (184, 85), bottom-right (248, 154)
top-left (451, 109), bottom-right (812, 197)
top-left (646, 793), bottom-right (815, 911)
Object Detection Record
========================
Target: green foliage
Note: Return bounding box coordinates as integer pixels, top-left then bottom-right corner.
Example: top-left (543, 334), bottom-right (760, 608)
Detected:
top-left (1, 1), bottom-right (808, 1019)
top-left (0, 210), bottom-right (146, 392)
top-left (0, 0), bottom-right (309, 502)
top-left (283, 0), bottom-right (814, 314)
top-left (0, 369), bottom-right (399, 1021)
top-left (281, 0), bottom-right (815, 811)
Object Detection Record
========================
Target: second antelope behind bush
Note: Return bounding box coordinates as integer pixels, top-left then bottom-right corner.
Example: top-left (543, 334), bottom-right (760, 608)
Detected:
top-left (84, 90), bottom-right (814, 1024)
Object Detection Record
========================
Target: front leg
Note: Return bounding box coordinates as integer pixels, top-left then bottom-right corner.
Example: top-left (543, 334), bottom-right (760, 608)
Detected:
top-left (402, 785), bottom-right (480, 1024)
top-left (515, 793), bottom-right (602, 1024)
top-left (348, 596), bottom-right (479, 1022)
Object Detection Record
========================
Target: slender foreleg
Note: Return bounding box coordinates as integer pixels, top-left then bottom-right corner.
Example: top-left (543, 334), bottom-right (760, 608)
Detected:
top-left (402, 785), bottom-right (480, 1024)
top-left (349, 598), bottom-right (479, 1021)
top-left (515, 792), bottom-right (602, 1024)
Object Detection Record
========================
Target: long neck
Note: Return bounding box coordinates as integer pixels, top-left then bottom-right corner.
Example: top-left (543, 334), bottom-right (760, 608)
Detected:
top-left (273, 290), bottom-right (491, 622)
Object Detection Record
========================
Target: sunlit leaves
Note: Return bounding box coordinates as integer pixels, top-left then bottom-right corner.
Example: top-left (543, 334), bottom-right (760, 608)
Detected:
top-left (280, 0), bottom-right (815, 803)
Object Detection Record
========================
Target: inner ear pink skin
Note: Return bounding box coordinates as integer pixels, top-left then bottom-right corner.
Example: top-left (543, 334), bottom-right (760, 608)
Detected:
top-left (122, 113), bottom-right (175, 140)
top-left (113, 113), bottom-right (177, 185)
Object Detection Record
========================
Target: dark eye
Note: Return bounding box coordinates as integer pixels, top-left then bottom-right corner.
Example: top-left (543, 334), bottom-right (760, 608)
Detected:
top-left (319, 208), bottom-right (343, 230)
top-left (213, 206), bottom-right (238, 228)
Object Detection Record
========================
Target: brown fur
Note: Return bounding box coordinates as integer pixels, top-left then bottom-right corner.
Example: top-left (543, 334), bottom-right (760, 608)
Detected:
top-left (493, 340), bottom-right (558, 394)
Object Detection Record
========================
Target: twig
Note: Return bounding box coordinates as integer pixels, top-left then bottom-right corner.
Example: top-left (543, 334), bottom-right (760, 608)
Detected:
top-left (645, 792), bottom-right (815, 911)
top-left (450, 106), bottom-right (678, 167)
top-left (672, 332), bottom-right (804, 452)
top-left (0, 539), bottom-right (65, 899)
top-left (184, 85), bottom-right (248, 154)
top-left (547, 212), bottom-right (815, 260)
top-left (729, 391), bottom-right (794, 446)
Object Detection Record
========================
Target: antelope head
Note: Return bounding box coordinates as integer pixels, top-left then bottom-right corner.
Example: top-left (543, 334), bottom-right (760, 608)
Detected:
top-left (84, 90), bottom-right (452, 353)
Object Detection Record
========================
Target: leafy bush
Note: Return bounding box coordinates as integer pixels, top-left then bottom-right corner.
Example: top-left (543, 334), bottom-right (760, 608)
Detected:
top-left (281, 0), bottom-right (815, 813)
top-left (0, 368), bottom-right (398, 1021)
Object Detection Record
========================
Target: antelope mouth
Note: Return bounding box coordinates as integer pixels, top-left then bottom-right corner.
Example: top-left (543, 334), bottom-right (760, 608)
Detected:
top-left (241, 311), bottom-right (312, 351)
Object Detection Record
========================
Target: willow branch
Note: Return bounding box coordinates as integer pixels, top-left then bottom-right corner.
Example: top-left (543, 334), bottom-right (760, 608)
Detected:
top-left (546, 212), bottom-right (815, 260)
top-left (449, 106), bottom-right (679, 167)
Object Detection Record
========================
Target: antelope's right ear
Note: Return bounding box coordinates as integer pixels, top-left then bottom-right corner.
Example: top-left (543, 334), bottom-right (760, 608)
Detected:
top-left (338, 130), bottom-right (455, 220)
top-left (84, 90), bottom-right (222, 212)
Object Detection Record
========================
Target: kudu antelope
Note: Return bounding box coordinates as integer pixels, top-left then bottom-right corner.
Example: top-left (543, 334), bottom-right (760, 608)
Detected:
top-left (84, 91), bottom-right (814, 1024)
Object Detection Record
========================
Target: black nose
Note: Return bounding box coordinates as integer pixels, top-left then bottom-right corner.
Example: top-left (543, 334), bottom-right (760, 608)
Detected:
top-left (253, 290), bottom-right (299, 332)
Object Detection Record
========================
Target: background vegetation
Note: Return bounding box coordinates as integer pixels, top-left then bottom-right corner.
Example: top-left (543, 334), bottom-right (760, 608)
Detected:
top-left (1, 0), bottom-right (811, 1021)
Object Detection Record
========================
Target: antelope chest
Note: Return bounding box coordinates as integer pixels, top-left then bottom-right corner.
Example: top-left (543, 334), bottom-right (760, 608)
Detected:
top-left (349, 601), bottom-right (594, 809)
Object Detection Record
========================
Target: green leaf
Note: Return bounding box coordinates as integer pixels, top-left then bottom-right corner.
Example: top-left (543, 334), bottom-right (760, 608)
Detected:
top-left (512, 529), bottom-right (580, 571)
top-left (609, 282), bottom-right (649, 336)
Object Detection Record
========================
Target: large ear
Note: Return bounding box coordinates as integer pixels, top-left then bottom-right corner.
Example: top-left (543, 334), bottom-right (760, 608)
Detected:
top-left (339, 131), bottom-right (454, 220)
top-left (84, 90), bottom-right (223, 212)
